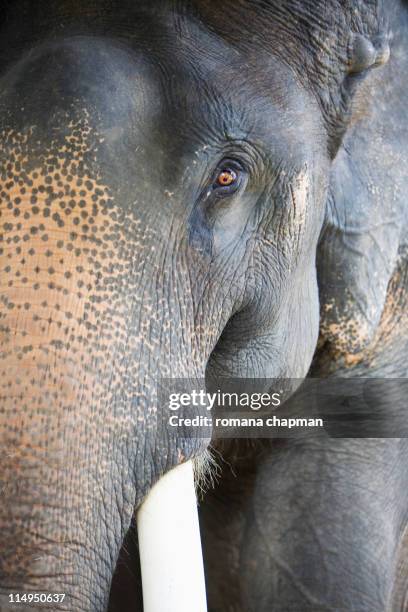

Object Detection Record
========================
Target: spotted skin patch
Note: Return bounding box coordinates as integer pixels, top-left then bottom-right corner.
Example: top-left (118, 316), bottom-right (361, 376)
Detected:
top-left (0, 113), bottom-right (220, 606)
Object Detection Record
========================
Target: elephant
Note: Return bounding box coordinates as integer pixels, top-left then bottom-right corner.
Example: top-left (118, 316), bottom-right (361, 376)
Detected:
top-left (0, 2), bottom-right (406, 612)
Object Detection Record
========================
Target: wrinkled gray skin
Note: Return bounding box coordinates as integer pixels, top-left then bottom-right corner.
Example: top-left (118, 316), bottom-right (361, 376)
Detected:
top-left (200, 2), bottom-right (408, 612)
top-left (0, 1), bottom-right (406, 611)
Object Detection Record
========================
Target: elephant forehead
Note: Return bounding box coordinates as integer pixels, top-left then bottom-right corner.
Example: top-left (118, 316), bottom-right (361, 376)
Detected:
top-left (1, 31), bottom-right (320, 207)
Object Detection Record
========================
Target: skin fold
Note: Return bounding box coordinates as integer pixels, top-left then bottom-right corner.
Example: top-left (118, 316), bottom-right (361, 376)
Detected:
top-left (0, 1), bottom-right (406, 611)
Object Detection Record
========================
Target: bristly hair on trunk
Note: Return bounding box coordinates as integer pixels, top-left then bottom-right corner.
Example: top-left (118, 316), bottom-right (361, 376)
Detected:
top-left (193, 447), bottom-right (221, 499)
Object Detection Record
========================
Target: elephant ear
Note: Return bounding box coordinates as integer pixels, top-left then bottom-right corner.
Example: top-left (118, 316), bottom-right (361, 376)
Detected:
top-left (316, 30), bottom-right (407, 359)
top-left (312, 0), bottom-right (408, 364)
top-left (324, 31), bottom-right (391, 158)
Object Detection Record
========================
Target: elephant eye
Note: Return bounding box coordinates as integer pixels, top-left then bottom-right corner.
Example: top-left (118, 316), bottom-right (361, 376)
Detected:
top-left (211, 160), bottom-right (245, 195)
top-left (216, 169), bottom-right (237, 187)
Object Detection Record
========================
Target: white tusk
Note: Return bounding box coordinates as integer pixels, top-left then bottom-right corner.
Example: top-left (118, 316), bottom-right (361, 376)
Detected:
top-left (137, 460), bottom-right (208, 612)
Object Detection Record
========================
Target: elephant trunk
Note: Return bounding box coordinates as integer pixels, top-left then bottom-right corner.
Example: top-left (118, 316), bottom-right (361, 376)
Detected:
top-left (0, 217), bottom-right (210, 609)
top-left (0, 60), bottom-right (218, 608)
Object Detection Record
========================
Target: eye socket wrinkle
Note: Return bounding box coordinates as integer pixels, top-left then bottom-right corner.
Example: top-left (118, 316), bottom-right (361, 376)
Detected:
top-left (190, 137), bottom-right (267, 208)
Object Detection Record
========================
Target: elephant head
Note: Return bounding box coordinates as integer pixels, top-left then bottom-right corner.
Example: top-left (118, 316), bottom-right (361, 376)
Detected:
top-left (0, 0), bottom-right (391, 609)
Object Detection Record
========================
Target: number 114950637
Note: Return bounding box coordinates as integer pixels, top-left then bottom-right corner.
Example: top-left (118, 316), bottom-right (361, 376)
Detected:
top-left (8, 593), bottom-right (66, 604)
